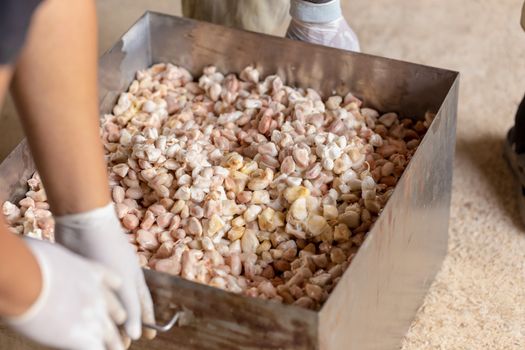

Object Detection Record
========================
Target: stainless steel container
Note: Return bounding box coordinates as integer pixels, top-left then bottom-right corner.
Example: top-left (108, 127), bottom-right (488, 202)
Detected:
top-left (0, 12), bottom-right (458, 350)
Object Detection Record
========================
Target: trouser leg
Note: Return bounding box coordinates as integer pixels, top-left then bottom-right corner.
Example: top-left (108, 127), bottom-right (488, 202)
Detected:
top-left (514, 94), bottom-right (525, 153)
top-left (181, 0), bottom-right (290, 35)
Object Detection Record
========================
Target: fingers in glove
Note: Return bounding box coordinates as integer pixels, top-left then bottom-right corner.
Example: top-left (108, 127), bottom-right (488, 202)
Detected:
top-left (138, 274), bottom-right (157, 340)
top-left (142, 326), bottom-right (157, 340)
top-left (101, 267), bottom-right (123, 291)
top-left (78, 324), bottom-right (107, 350)
top-left (119, 287), bottom-right (142, 340)
top-left (88, 255), bottom-right (141, 339)
top-left (104, 289), bottom-right (127, 325)
top-left (120, 329), bottom-right (132, 349)
top-left (78, 341), bottom-right (106, 350)
top-left (90, 262), bottom-right (123, 292)
top-left (141, 326), bottom-right (157, 341)
top-left (102, 312), bottom-right (125, 350)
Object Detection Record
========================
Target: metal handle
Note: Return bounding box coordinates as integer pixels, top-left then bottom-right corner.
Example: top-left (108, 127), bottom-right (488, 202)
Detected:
top-left (143, 311), bottom-right (181, 332)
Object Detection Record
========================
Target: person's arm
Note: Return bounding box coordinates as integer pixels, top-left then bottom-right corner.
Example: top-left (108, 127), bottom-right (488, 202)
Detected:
top-left (0, 214), bottom-right (41, 317)
top-left (286, 0), bottom-right (360, 52)
top-left (10, 0), bottom-right (155, 341)
top-left (0, 1), bottom-right (129, 349)
top-left (0, 66), bottom-right (12, 101)
top-left (11, 0), bottom-right (109, 216)
top-left (0, 15), bottom-right (41, 320)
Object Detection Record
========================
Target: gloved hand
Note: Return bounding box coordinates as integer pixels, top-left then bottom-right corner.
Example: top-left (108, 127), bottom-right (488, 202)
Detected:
top-left (54, 203), bottom-right (156, 342)
top-left (286, 0), bottom-right (360, 52)
top-left (6, 238), bottom-right (126, 350)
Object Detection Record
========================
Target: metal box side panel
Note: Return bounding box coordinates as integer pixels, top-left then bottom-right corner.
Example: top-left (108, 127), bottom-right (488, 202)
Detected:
top-left (0, 140), bottom-right (34, 203)
top-left (319, 78), bottom-right (459, 350)
top-left (98, 12), bottom-right (152, 114)
top-left (146, 12), bottom-right (456, 117)
top-left (131, 270), bottom-right (318, 350)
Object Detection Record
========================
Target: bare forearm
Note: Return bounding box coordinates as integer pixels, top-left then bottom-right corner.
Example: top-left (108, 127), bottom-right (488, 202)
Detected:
top-left (0, 217), bottom-right (41, 317)
top-left (0, 66), bottom-right (12, 105)
top-left (0, 44), bottom-right (40, 321)
top-left (11, 0), bottom-right (109, 216)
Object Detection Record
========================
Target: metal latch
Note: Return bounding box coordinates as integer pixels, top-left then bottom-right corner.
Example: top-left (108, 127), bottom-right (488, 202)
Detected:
top-left (143, 311), bottom-right (181, 332)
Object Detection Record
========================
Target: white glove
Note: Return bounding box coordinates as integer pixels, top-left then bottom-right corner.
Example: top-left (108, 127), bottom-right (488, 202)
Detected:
top-left (54, 203), bottom-right (155, 341)
top-left (6, 238), bottom-right (126, 350)
top-left (286, 0), bottom-right (360, 52)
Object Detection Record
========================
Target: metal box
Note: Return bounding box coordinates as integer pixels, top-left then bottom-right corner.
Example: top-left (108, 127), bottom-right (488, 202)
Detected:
top-left (0, 12), bottom-right (458, 350)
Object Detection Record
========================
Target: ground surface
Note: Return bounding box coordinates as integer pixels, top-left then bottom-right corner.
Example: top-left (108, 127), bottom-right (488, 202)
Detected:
top-left (1, 1), bottom-right (525, 348)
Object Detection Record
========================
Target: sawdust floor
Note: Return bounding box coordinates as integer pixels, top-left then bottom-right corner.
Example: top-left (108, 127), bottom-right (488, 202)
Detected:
top-left (348, 1), bottom-right (525, 348)
top-left (1, 1), bottom-right (524, 348)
